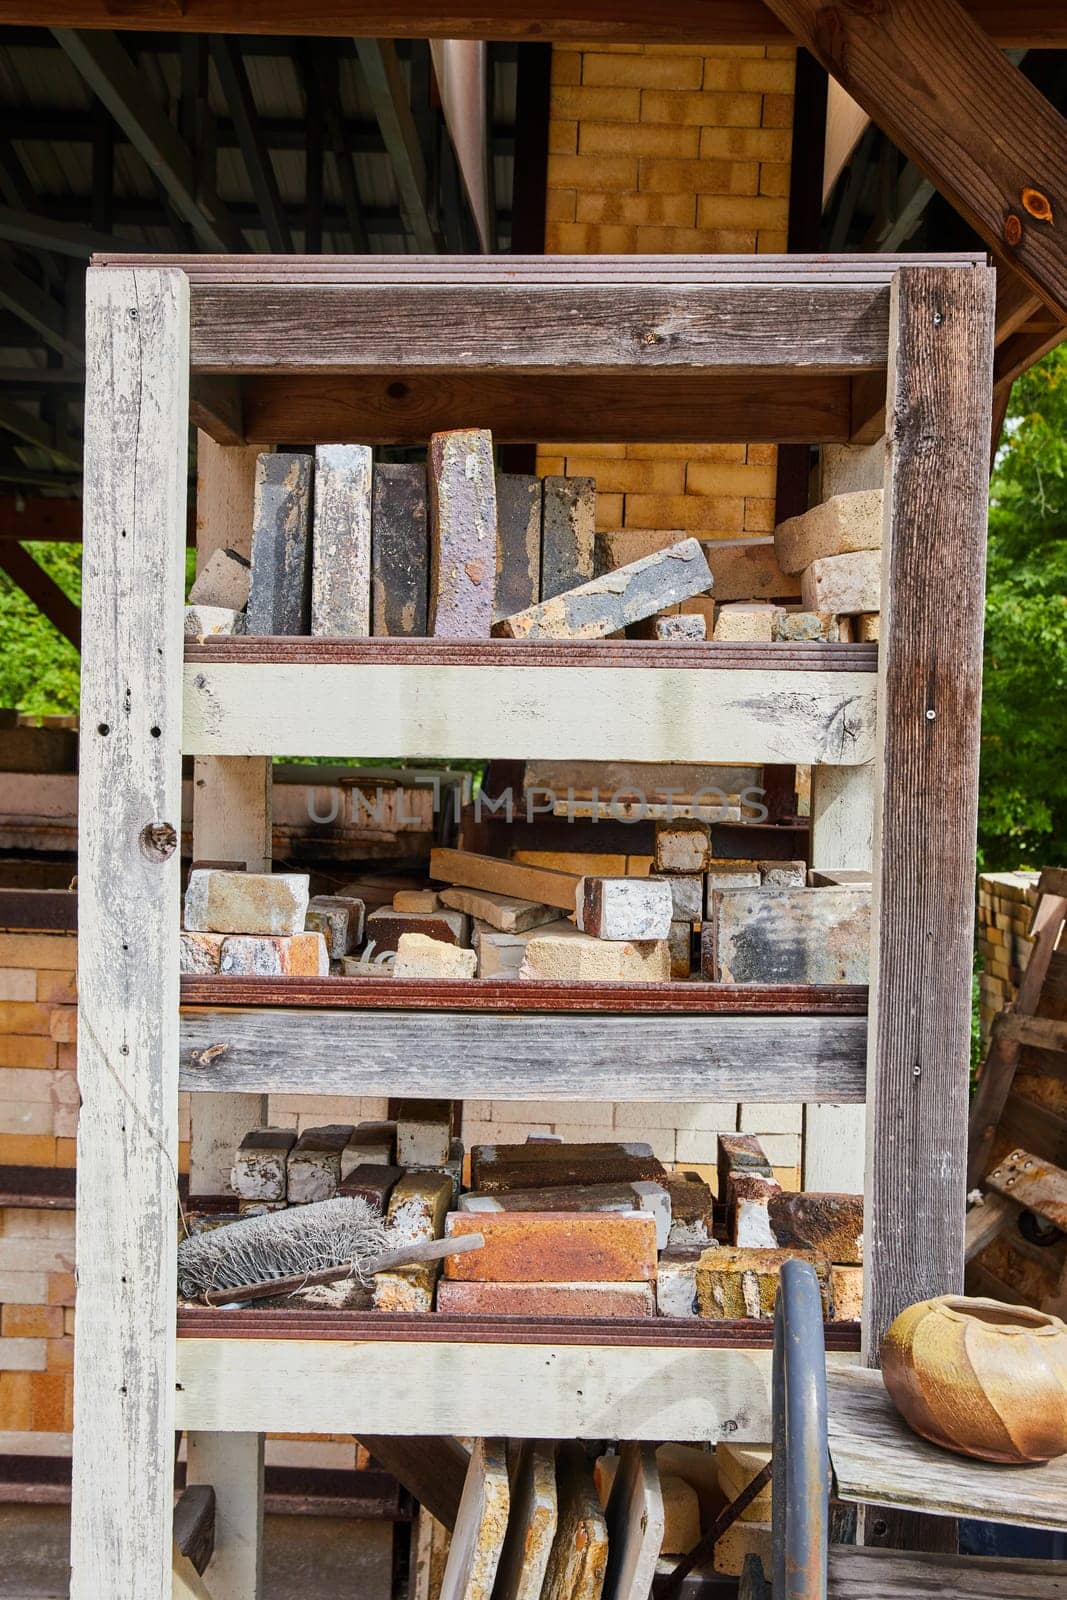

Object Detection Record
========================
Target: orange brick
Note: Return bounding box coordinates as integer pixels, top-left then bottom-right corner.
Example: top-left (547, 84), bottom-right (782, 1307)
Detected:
top-left (36, 970), bottom-right (77, 1005)
top-left (0, 1133), bottom-right (55, 1166)
top-left (547, 153), bottom-right (638, 192)
top-left (179, 1138), bottom-right (190, 1175)
top-left (0, 1371), bottom-right (33, 1430)
top-left (582, 52), bottom-right (703, 90)
top-left (54, 1138), bottom-right (76, 1169)
top-left (594, 493), bottom-right (624, 529)
top-left (747, 444), bottom-right (777, 466)
top-left (637, 157), bottom-right (740, 194)
top-left (0, 934), bottom-right (77, 970)
top-left (686, 462), bottom-right (778, 498)
top-left (767, 44), bottom-right (797, 59)
top-left (738, 59), bottom-right (795, 93)
top-left (64, 1308), bottom-right (75, 1335)
top-left (545, 188), bottom-right (577, 222)
top-left (545, 221), bottom-right (638, 254)
top-left (695, 193), bottom-right (789, 228)
top-left (691, 228), bottom-right (759, 253)
top-left (579, 121), bottom-right (700, 159)
top-left (29, 1371), bottom-right (69, 1430)
top-left (49, 1008), bottom-right (76, 1043)
top-left (744, 498), bottom-right (778, 532)
top-left (759, 161), bottom-right (791, 197)
top-left (701, 58), bottom-right (744, 91)
top-left (728, 161), bottom-right (761, 194)
top-left (639, 90), bottom-right (763, 127)
top-left (536, 455), bottom-right (566, 476)
top-left (48, 1271), bottom-right (76, 1307)
top-left (56, 1043), bottom-right (76, 1071)
top-left (548, 119), bottom-right (578, 155)
top-left (551, 85), bottom-right (641, 121)
top-left (444, 1211), bottom-right (658, 1282)
top-left (0, 1035), bottom-right (57, 1069)
top-left (762, 93), bottom-right (794, 127)
top-left (639, 225), bottom-right (754, 253)
top-left (0, 1002), bottom-right (53, 1036)
top-left (46, 1336), bottom-right (75, 1371)
top-left (552, 50), bottom-right (581, 85)
top-left (757, 229), bottom-right (789, 254)
top-left (628, 443), bottom-right (746, 462)
top-left (625, 494), bottom-right (746, 531)
top-left (563, 457), bottom-right (686, 494)
top-left (575, 190), bottom-right (696, 227)
top-left (2, 1303), bottom-right (64, 1338)
top-left (698, 127), bottom-right (791, 161)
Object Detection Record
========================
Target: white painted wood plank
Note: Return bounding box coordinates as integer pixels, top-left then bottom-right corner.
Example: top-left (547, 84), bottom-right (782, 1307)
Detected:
top-left (495, 1441), bottom-right (557, 1600)
top-left (174, 1339), bottom-right (859, 1442)
top-left (183, 664), bottom-right (877, 765)
top-left (603, 1442), bottom-right (664, 1600)
top-left (71, 266), bottom-right (189, 1600)
top-left (185, 1433), bottom-right (263, 1600)
top-left (439, 1439), bottom-right (510, 1600)
top-left (179, 1009), bottom-right (868, 1103)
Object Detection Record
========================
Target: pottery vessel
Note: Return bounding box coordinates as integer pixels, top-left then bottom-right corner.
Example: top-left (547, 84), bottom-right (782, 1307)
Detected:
top-left (881, 1294), bottom-right (1067, 1463)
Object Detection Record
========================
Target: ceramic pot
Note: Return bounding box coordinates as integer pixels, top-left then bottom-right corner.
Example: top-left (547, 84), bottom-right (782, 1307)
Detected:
top-left (881, 1294), bottom-right (1067, 1463)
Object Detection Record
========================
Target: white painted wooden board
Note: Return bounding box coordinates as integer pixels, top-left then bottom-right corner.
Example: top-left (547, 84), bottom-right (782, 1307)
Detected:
top-left (185, 1432), bottom-right (263, 1600)
top-left (603, 1443), bottom-right (664, 1600)
top-left (72, 267), bottom-right (189, 1600)
top-left (438, 1438), bottom-right (510, 1600)
top-left (182, 663), bottom-right (878, 766)
top-left (174, 1339), bottom-right (859, 1442)
top-left (827, 1368), bottom-right (1067, 1530)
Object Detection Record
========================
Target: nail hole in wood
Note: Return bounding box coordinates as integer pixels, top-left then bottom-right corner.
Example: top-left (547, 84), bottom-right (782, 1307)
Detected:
top-left (97, 723), bottom-right (109, 735)
top-left (150, 726), bottom-right (161, 738)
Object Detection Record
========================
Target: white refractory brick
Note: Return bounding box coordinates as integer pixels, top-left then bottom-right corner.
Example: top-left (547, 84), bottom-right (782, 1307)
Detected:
top-left (655, 613), bottom-right (706, 641)
top-left (856, 612), bottom-right (880, 641)
top-left (340, 1120), bottom-right (396, 1177)
top-left (218, 933), bottom-right (329, 977)
top-left (179, 931), bottom-right (225, 974)
top-left (667, 921), bottom-right (692, 979)
top-left (759, 860), bottom-right (806, 888)
top-left (386, 1171), bottom-right (453, 1245)
top-left (738, 1103), bottom-right (803, 1134)
top-left (311, 443), bottom-right (373, 636)
top-left (439, 886), bottom-right (559, 935)
top-left (705, 864), bottom-right (761, 912)
top-left (655, 819), bottom-right (712, 874)
top-left (231, 1128), bottom-right (298, 1201)
top-left (287, 1124), bottom-right (353, 1203)
top-left (576, 877), bottom-right (673, 941)
top-left (184, 869), bottom-right (310, 935)
top-left (184, 604), bottom-right (245, 638)
top-left (656, 1251), bottom-right (700, 1318)
top-left (0, 967), bottom-right (36, 1001)
top-left (500, 537), bottom-right (713, 641)
top-left (188, 545), bottom-right (252, 610)
top-left (774, 489), bottom-right (883, 575)
top-left (393, 889), bottom-right (442, 913)
top-left (396, 1100), bottom-right (452, 1168)
top-left (772, 609), bottom-right (836, 642)
top-left (654, 874), bottom-right (703, 923)
top-left (428, 427), bottom-right (497, 638)
top-left (705, 887), bottom-right (871, 984)
top-left (305, 894), bottom-right (366, 957)
top-left (541, 475), bottom-right (596, 600)
top-left (518, 931), bottom-right (670, 983)
top-left (393, 932), bottom-right (478, 979)
top-left (800, 549), bottom-right (881, 616)
top-left (712, 602), bottom-right (775, 642)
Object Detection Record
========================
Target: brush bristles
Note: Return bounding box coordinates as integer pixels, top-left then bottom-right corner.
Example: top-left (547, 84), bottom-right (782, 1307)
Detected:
top-left (177, 1196), bottom-right (392, 1301)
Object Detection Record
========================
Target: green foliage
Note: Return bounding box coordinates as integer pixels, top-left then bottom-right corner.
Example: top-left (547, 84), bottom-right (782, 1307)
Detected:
top-left (982, 346), bottom-right (1067, 870)
top-left (0, 541), bottom-right (81, 718)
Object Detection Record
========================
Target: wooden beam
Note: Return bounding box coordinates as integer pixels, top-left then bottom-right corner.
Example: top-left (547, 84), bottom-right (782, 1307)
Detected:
top-left (355, 38), bottom-right (437, 253)
top-left (864, 267), bottom-right (996, 1357)
top-left (0, 262), bottom-right (80, 363)
top-left (304, 44), bottom-right (370, 253)
top-left (0, 2), bottom-right (1058, 47)
top-left (0, 398), bottom-right (81, 470)
top-left (53, 30), bottom-right (244, 254)
top-left (70, 265), bottom-right (188, 1599)
top-left (0, 204), bottom-right (155, 259)
top-left (0, 541), bottom-right (81, 648)
top-left (189, 376), bottom-right (246, 446)
top-left (209, 37), bottom-right (292, 254)
top-left (356, 1437), bottom-right (469, 1530)
top-left (762, 0), bottom-right (1067, 319)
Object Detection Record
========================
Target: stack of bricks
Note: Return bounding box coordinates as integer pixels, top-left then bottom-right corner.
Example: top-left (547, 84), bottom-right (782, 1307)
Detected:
top-left (977, 870), bottom-right (1039, 1042)
top-left (538, 41), bottom-right (794, 539)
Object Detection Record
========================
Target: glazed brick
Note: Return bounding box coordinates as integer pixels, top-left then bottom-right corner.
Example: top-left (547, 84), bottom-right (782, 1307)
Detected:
top-left (437, 1280), bottom-right (655, 1317)
top-left (444, 1211), bottom-right (658, 1283)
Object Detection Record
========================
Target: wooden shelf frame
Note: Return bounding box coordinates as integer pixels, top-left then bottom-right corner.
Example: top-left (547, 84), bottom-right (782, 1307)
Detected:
top-left (74, 255), bottom-right (996, 1597)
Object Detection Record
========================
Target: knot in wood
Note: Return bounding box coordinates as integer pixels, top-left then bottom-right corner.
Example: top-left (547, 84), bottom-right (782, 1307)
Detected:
top-left (139, 821), bottom-right (178, 862)
top-left (1021, 187), bottom-right (1054, 225)
top-left (1003, 212), bottom-right (1023, 248)
top-left (633, 325), bottom-right (663, 350)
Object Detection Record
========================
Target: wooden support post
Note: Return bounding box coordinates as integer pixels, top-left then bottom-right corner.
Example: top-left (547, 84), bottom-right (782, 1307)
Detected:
top-left (185, 1433), bottom-right (264, 1600)
top-left (864, 264), bottom-right (995, 1355)
top-left (187, 433), bottom-right (267, 1595)
top-left (71, 266), bottom-right (188, 1599)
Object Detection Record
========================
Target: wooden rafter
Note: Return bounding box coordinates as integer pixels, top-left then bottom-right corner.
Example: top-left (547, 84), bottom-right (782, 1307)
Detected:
top-left (209, 37), bottom-right (292, 253)
top-left (355, 38), bottom-right (438, 253)
top-left (765, 0), bottom-right (1067, 321)
top-left (0, 539), bottom-right (81, 648)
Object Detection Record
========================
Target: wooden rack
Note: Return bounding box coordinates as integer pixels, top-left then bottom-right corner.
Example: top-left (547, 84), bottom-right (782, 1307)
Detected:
top-left (74, 252), bottom-right (995, 1596)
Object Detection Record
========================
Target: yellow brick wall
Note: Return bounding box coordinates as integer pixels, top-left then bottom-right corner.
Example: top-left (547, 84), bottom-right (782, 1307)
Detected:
top-left (537, 42), bottom-right (795, 539)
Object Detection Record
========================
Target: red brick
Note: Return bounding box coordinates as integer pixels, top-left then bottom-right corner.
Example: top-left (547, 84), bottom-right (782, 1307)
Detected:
top-left (444, 1211), bottom-right (658, 1283)
top-left (436, 1280), bottom-right (655, 1317)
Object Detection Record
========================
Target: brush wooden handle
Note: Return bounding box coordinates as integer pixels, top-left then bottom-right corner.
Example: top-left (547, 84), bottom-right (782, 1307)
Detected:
top-left (203, 1232), bottom-right (485, 1307)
